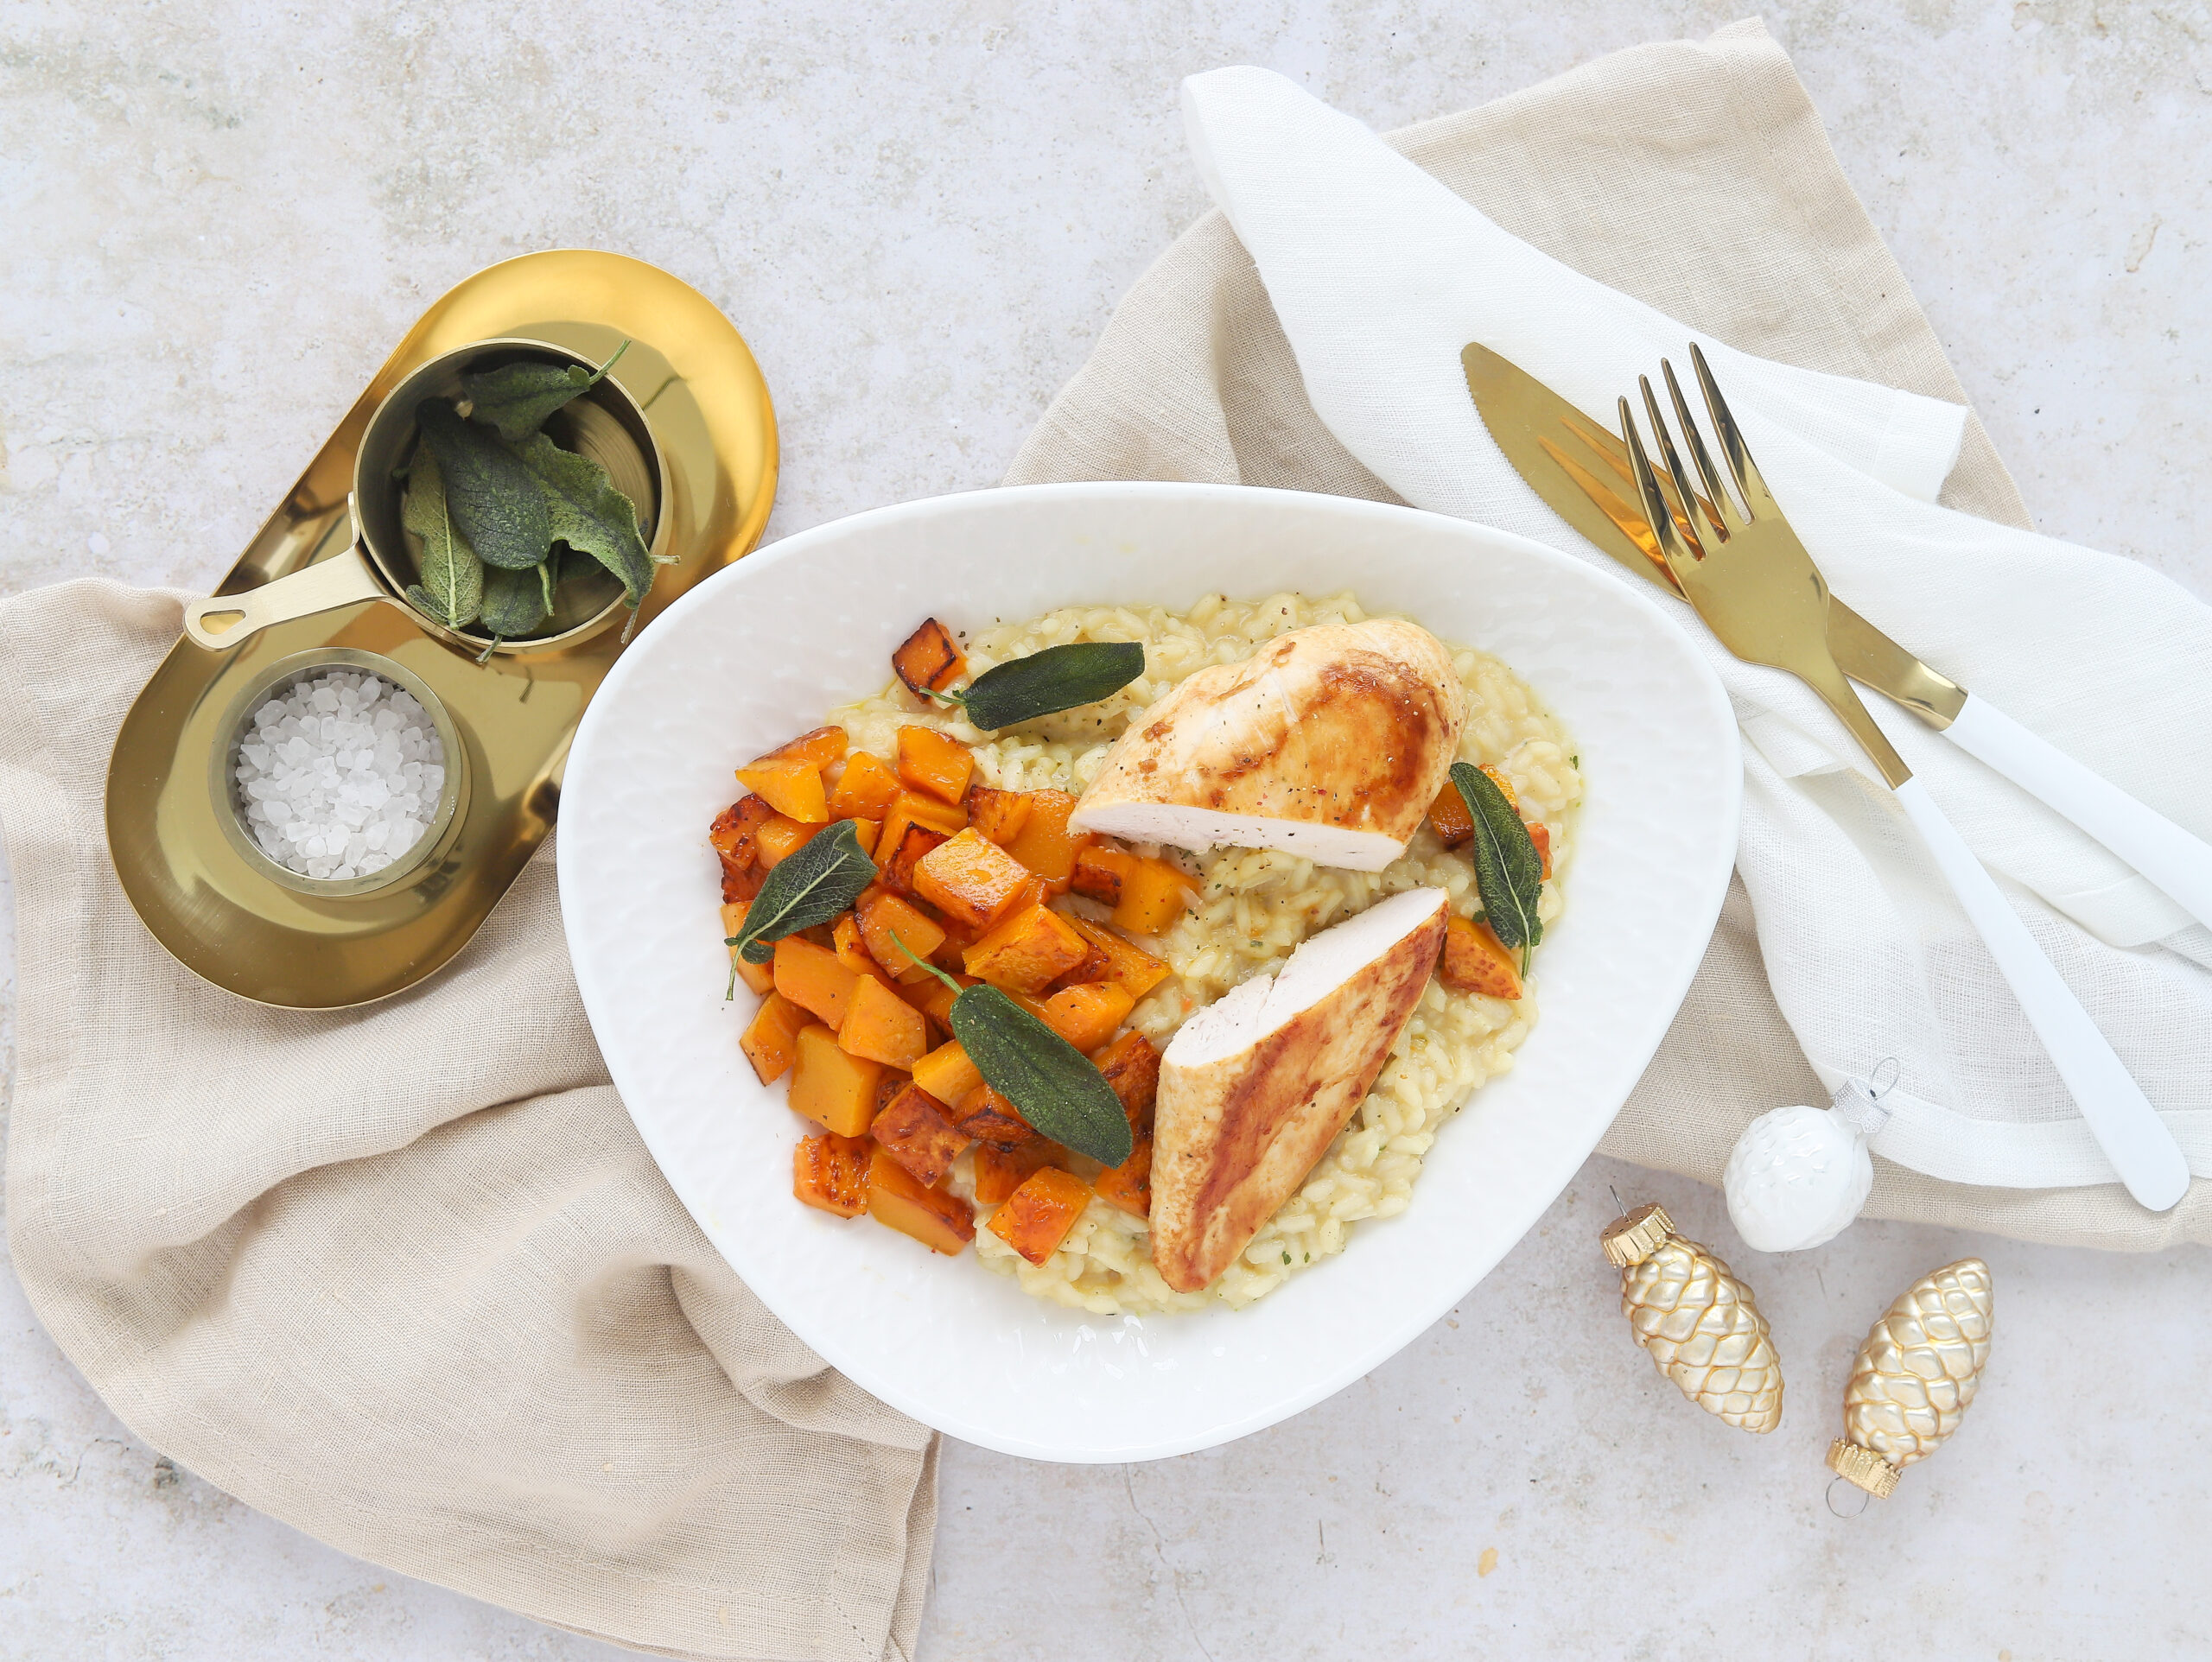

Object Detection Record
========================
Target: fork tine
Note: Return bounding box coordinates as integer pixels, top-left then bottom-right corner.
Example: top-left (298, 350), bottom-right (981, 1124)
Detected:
top-left (1618, 396), bottom-right (1699, 580)
top-left (1639, 376), bottom-right (1726, 553)
top-left (1662, 358), bottom-right (1739, 532)
top-left (1536, 434), bottom-right (1683, 593)
top-left (1560, 407), bottom-right (1720, 551)
top-left (1688, 341), bottom-right (1777, 514)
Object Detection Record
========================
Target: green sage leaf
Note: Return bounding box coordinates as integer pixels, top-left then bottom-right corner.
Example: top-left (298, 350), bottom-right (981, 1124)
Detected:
top-left (415, 399), bottom-right (551, 571)
top-left (950, 641), bottom-right (1145, 731)
top-left (461, 339), bottom-right (631, 444)
top-left (479, 561), bottom-right (551, 643)
top-left (1452, 761), bottom-right (1543, 970)
top-left (397, 447), bottom-right (483, 629)
top-left (512, 429), bottom-right (655, 607)
top-left (950, 986), bottom-right (1133, 1167)
top-left (732, 821), bottom-right (878, 965)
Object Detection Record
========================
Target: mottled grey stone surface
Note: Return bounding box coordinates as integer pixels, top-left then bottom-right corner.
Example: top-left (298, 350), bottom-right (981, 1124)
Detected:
top-left (3, 3), bottom-right (2207, 1658)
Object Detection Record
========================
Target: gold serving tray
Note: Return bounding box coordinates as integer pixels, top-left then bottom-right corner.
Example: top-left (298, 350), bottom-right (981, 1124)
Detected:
top-left (105, 250), bottom-right (777, 1008)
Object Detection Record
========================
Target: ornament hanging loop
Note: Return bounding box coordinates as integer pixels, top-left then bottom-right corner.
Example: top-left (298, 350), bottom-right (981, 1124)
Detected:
top-left (1825, 1476), bottom-right (1872, 1519)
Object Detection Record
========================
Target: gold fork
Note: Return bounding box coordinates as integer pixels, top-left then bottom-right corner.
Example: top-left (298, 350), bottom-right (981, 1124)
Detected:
top-left (1624, 345), bottom-right (2188, 1213)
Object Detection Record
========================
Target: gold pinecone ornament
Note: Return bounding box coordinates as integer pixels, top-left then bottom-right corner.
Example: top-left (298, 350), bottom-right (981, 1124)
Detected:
top-left (1601, 1202), bottom-right (1783, 1433)
top-left (1827, 1258), bottom-right (1993, 1499)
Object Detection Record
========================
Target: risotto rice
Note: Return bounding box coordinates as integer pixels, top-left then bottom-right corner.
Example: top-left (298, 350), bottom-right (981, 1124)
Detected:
top-left (829, 590), bottom-right (1580, 1314)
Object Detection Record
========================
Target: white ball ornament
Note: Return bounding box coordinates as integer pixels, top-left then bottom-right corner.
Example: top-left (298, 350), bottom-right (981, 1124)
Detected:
top-left (1723, 1065), bottom-right (1897, 1253)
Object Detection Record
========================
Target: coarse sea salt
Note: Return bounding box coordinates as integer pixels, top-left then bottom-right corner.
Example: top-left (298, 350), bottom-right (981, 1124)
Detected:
top-left (232, 669), bottom-right (446, 882)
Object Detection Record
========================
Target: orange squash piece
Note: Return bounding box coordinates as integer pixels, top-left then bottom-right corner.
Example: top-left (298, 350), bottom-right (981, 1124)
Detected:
top-left (826, 749), bottom-right (904, 821)
top-left (951, 1083), bottom-right (1037, 1151)
top-left (1005, 789), bottom-right (1087, 885)
top-left (880, 821), bottom-right (950, 895)
top-left (838, 974), bottom-right (930, 1070)
top-left (1529, 818), bottom-right (1553, 879)
top-left (866, 1145), bottom-right (976, 1255)
top-left (772, 936), bottom-right (862, 1028)
top-left (910, 968), bottom-right (976, 1032)
top-left (912, 1039), bottom-right (985, 1108)
top-left (850, 818), bottom-right (881, 858)
top-left (855, 888), bottom-right (950, 983)
top-left (721, 901), bottom-right (777, 997)
top-left (755, 814), bottom-right (820, 870)
top-left (870, 1081), bottom-right (972, 1187)
top-left (1093, 1135), bottom-right (1153, 1219)
top-left (986, 1167), bottom-right (1094, 1266)
top-left (1438, 913), bottom-right (1524, 1000)
top-left (830, 913), bottom-right (874, 976)
top-left (709, 795), bottom-right (778, 902)
top-left (913, 828), bottom-right (1035, 935)
top-left (1090, 1029), bottom-right (1160, 1132)
top-left (1045, 938), bottom-right (1113, 993)
top-left (963, 900), bottom-right (1091, 995)
top-left (753, 726), bottom-right (849, 771)
top-left (1035, 981), bottom-right (1135, 1052)
top-left (789, 1023), bottom-right (884, 1138)
top-left (893, 617), bottom-right (969, 697)
top-left (734, 757), bottom-right (830, 824)
top-left (793, 1132), bottom-right (871, 1218)
top-left (1064, 915), bottom-right (1171, 1001)
top-left (1069, 842), bottom-right (1134, 905)
top-left (740, 991), bottom-right (811, 1085)
top-left (973, 1141), bottom-right (1067, 1205)
top-left (1480, 762), bottom-right (1520, 809)
top-left (1110, 855), bottom-right (1196, 937)
top-left (896, 726), bottom-right (976, 806)
top-left (1427, 779), bottom-right (1475, 849)
top-left (966, 785), bottom-right (1032, 847)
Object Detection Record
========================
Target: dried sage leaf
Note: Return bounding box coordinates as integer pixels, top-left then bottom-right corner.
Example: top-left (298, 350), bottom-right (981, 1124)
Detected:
top-left (479, 561), bottom-right (551, 646)
top-left (1452, 760), bottom-right (1543, 970)
top-left (730, 821), bottom-right (877, 965)
top-left (512, 430), bottom-right (655, 607)
top-left (938, 641), bottom-right (1145, 731)
top-left (415, 399), bottom-right (551, 572)
top-left (397, 447), bottom-right (482, 630)
top-left (461, 339), bottom-right (631, 444)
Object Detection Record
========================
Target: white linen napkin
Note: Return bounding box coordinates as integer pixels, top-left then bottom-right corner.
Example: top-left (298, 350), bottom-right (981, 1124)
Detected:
top-left (1180, 66), bottom-right (2212, 1190)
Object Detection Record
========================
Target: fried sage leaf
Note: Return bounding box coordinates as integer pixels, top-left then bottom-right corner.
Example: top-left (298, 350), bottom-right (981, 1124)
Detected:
top-left (461, 339), bottom-right (631, 444)
top-left (415, 398), bottom-right (551, 571)
top-left (729, 820), bottom-right (877, 965)
top-left (891, 940), bottom-right (1133, 1167)
top-left (397, 447), bottom-right (483, 630)
top-left (512, 429), bottom-right (656, 607)
top-left (1452, 760), bottom-right (1543, 970)
top-left (940, 640), bottom-right (1145, 731)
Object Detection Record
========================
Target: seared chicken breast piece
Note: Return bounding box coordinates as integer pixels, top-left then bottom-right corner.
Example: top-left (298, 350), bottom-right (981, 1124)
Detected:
top-left (1150, 887), bottom-right (1450, 1292)
top-left (1069, 619), bottom-right (1465, 872)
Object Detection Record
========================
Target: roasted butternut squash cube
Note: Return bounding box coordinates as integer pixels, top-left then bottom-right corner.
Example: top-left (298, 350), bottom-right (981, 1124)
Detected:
top-left (986, 1167), bottom-right (1094, 1266)
top-left (740, 991), bottom-right (811, 1085)
top-left (826, 748), bottom-right (904, 821)
top-left (734, 757), bottom-right (829, 824)
top-left (1439, 913), bottom-right (1524, 1001)
top-left (896, 726), bottom-right (976, 806)
top-left (870, 1082), bottom-right (971, 1187)
top-left (1005, 789), bottom-right (1086, 884)
top-left (1045, 939), bottom-right (1113, 993)
top-left (1069, 843), bottom-right (1135, 905)
top-left (1110, 855), bottom-right (1197, 937)
top-left (753, 726), bottom-right (849, 771)
top-left (911, 968), bottom-right (976, 1032)
top-left (755, 814), bottom-right (819, 870)
top-left (773, 936), bottom-right (861, 1027)
top-left (793, 1132), bottom-right (871, 1218)
top-left (1529, 818), bottom-right (1553, 879)
top-left (855, 888), bottom-right (949, 983)
top-left (1090, 1029), bottom-right (1160, 1131)
top-left (830, 912), bottom-right (874, 975)
top-left (893, 617), bottom-right (968, 696)
top-left (709, 795), bottom-right (778, 901)
top-left (789, 1023), bottom-right (883, 1137)
top-left (963, 901), bottom-right (1091, 994)
top-left (1093, 1133), bottom-right (1153, 1219)
top-left (838, 974), bottom-right (929, 1070)
top-left (973, 1141), bottom-right (1067, 1205)
top-left (1065, 916), bottom-right (1171, 1001)
top-left (1480, 762), bottom-right (1520, 809)
top-left (880, 821), bottom-right (949, 896)
top-left (850, 817), bottom-right (880, 858)
top-left (913, 828), bottom-right (1034, 934)
top-left (1427, 779), bottom-right (1475, 848)
top-left (951, 1082), bottom-right (1037, 1151)
top-left (721, 900), bottom-right (777, 997)
top-left (912, 1038), bottom-right (985, 1108)
top-left (866, 1146), bottom-right (976, 1255)
top-left (1036, 981), bottom-right (1135, 1052)
top-left (965, 784), bottom-right (1032, 847)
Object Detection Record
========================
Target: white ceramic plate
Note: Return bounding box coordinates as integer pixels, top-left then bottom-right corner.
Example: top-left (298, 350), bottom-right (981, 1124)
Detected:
top-left (560, 483), bottom-right (1738, 1462)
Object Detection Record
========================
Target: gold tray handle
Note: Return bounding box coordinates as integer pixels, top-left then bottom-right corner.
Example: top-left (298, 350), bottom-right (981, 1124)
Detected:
top-left (184, 542), bottom-right (395, 652)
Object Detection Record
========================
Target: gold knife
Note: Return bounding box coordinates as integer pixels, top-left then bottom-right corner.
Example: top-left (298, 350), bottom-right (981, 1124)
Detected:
top-left (1460, 339), bottom-right (2212, 936)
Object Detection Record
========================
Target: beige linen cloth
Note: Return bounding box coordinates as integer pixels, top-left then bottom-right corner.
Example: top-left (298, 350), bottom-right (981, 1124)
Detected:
top-left (3, 19), bottom-right (2201, 1662)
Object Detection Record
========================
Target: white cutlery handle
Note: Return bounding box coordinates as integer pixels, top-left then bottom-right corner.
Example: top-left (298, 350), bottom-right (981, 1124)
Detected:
top-left (1894, 777), bottom-right (2190, 1211)
top-left (1944, 695), bottom-right (2212, 935)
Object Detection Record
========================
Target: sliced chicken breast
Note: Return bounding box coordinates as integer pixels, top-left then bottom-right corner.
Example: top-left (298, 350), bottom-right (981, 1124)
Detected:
top-left (1069, 618), bottom-right (1465, 872)
top-left (1150, 886), bottom-right (1450, 1292)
